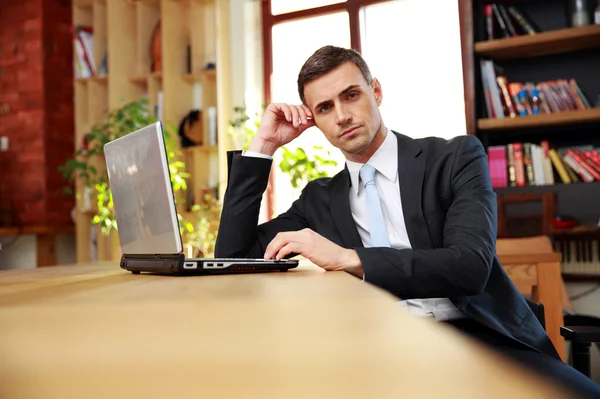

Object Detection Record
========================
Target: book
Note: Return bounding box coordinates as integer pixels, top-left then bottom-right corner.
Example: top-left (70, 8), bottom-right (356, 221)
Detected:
top-left (488, 142), bottom-right (600, 187)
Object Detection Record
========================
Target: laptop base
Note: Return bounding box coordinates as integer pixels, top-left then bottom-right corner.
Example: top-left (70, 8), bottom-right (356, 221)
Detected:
top-left (120, 254), bottom-right (299, 276)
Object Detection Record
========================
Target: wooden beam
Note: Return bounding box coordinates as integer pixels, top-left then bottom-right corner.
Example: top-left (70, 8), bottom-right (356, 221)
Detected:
top-left (458, 0), bottom-right (476, 135)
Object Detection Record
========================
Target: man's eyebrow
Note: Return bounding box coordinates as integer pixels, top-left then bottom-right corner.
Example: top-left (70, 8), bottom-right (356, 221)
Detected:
top-left (339, 84), bottom-right (360, 96)
top-left (314, 85), bottom-right (361, 111)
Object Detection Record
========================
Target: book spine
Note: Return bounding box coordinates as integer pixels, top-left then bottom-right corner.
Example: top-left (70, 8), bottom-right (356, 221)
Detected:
top-left (563, 153), bottom-right (595, 182)
top-left (497, 4), bottom-right (519, 36)
top-left (507, 6), bottom-right (538, 34)
top-left (513, 143), bottom-right (526, 186)
top-left (569, 79), bottom-right (591, 109)
top-left (523, 143), bottom-right (536, 185)
top-left (497, 76), bottom-right (517, 117)
top-left (492, 4), bottom-right (512, 38)
top-left (549, 149), bottom-right (572, 184)
top-left (569, 149), bottom-right (600, 179)
top-left (485, 5), bottom-right (495, 40)
top-left (541, 141), bottom-right (555, 185)
top-left (485, 61), bottom-right (505, 118)
top-left (507, 144), bottom-right (517, 186)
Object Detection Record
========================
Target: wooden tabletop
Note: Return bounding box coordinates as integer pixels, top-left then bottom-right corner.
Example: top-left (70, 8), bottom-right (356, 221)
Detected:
top-left (0, 261), bottom-right (580, 399)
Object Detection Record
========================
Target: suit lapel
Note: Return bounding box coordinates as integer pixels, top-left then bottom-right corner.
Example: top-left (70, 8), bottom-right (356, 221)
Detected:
top-left (329, 169), bottom-right (364, 249)
top-left (394, 131), bottom-right (433, 250)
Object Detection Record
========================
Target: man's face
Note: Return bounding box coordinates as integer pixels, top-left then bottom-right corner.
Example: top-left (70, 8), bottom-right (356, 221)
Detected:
top-left (303, 61), bottom-right (384, 162)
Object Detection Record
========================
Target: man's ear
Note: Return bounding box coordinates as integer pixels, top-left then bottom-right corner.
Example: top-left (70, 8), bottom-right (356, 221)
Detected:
top-left (371, 78), bottom-right (383, 106)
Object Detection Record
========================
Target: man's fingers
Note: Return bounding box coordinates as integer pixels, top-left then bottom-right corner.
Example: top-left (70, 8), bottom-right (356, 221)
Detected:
top-left (278, 104), bottom-right (293, 123)
top-left (276, 242), bottom-right (300, 260)
top-left (289, 106), bottom-right (300, 128)
top-left (302, 104), bottom-right (313, 119)
top-left (296, 106), bottom-right (309, 126)
top-left (265, 231), bottom-right (294, 259)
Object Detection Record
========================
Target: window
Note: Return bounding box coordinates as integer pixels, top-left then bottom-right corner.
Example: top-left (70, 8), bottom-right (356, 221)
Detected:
top-left (263, 0), bottom-right (467, 218)
top-left (270, 0), bottom-right (347, 16)
top-left (359, 0), bottom-right (466, 138)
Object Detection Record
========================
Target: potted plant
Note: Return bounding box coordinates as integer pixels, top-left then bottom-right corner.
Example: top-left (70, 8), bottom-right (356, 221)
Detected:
top-left (59, 98), bottom-right (202, 251)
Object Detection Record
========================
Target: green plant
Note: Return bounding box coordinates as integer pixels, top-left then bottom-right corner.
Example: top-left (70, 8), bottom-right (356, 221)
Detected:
top-left (278, 145), bottom-right (339, 189)
top-left (228, 105), bottom-right (339, 188)
top-left (228, 105), bottom-right (260, 150)
top-left (58, 97), bottom-right (191, 236)
top-left (181, 187), bottom-right (221, 258)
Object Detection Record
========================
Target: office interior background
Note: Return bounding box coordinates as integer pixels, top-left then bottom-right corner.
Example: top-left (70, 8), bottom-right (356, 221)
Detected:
top-left (1, 0), bottom-right (600, 384)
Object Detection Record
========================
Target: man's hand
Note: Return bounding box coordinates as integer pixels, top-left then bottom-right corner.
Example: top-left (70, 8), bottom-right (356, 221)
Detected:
top-left (248, 103), bottom-right (316, 156)
top-left (264, 228), bottom-right (363, 276)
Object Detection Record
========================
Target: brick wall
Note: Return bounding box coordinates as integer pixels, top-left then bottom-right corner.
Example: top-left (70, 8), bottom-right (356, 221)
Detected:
top-left (0, 0), bottom-right (74, 227)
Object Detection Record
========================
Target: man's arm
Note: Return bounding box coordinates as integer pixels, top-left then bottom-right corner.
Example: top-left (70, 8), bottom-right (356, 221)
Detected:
top-left (214, 152), bottom-right (309, 258)
top-left (356, 135), bottom-right (496, 299)
top-left (214, 103), bottom-right (315, 259)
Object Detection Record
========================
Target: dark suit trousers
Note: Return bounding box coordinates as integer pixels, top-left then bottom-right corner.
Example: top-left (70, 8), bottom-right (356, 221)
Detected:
top-left (445, 318), bottom-right (600, 399)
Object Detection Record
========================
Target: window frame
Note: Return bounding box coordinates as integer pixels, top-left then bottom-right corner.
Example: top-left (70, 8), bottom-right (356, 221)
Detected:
top-left (260, 0), bottom-right (473, 219)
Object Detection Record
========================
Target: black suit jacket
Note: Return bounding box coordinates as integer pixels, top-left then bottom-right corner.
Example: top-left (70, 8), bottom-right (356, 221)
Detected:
top-left (215, 131), bottom-right (560, 359)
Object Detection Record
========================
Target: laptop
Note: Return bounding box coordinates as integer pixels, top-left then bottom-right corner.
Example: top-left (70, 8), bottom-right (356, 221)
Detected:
top-left (103, 121), bottom-right (298, 275)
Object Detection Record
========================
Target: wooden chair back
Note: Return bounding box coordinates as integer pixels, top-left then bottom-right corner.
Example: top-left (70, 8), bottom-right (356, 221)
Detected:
top-left (497, 192), bottom-right (556, 238)
top-left (497, 236), bottom-right (567, 361)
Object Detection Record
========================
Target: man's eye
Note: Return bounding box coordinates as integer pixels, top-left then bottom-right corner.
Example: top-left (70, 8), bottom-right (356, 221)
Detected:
top-left (348, 92), bottom-right (358, 99)
top-left (320, 105), bottom-right (331, 113)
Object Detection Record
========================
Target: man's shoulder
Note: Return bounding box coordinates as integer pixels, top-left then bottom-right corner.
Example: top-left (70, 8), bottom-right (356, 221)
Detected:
top-left (406, 132), bottom-right (483, 156)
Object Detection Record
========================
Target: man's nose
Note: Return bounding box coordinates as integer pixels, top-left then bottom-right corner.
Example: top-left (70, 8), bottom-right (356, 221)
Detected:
top-left (335, 105), bottom-right (351, 125)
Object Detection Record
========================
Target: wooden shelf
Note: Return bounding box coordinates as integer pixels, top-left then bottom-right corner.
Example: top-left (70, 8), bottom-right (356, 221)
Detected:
top-left (477, 108), bottom-right (600, 131)
top-left (182, 69), bottom-right (216, 83)
top-left (0, 225), bottom-right (75, 235)
top-left (70, 0), bottom-right (227, 263)
top-left (73, 0), bottom-right (93, 8)
top-left (474, 25), bottom-right (600, 61)
top-left (183, 145), bottom-right (218, 154)
top-left (129, 75), bottom-right (147, 85)
top-left (128, 72), bottom-right (161, 85)
top-left (75, 75), bottom-right (108, 84)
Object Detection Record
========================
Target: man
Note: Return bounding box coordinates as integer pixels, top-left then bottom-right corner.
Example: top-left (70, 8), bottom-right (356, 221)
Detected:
top-left (215, 45), bottom-right (600, 398)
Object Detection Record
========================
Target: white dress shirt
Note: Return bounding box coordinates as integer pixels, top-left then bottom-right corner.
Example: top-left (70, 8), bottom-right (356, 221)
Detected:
top-left (243, 129), bottom-right (466, 321)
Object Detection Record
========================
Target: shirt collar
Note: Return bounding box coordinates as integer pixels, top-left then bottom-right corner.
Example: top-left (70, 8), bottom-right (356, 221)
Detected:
top-left (346, 128), bottom-right (398, 195)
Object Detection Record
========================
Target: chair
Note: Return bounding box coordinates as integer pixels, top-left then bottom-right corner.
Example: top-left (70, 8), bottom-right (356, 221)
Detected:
top-left (498, 236), bottom-right (600, 378)
top-left (497, 236), bottom-right (566, 359)
top-left (526, 298), bottom-right (600, 379)
top-left (497, 192), bottom-right (556, 238)
top-left (526, 298), bottom-right (546, 329)
top-left (561, 323), bottom-right (600, 378)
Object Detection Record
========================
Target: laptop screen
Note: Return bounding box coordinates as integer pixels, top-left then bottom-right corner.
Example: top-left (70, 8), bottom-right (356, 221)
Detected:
top-left (104, 122), bottom-right (183, 255)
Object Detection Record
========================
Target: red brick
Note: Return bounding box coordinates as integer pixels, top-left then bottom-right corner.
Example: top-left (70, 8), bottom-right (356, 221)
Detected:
top-left (0, 0), bottom-right (74, 227)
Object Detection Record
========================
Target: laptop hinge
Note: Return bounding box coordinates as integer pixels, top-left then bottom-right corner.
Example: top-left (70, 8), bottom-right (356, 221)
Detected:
top-left (120, 253), bottom-right (185, 274)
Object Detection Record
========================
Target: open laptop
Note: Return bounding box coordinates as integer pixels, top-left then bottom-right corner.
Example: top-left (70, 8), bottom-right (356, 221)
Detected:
top-left (103, 121), bottom-right (298, 275)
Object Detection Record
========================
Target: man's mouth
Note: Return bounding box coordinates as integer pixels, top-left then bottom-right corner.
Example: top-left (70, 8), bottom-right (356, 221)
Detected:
top-left (341, 125), bottom-right (360, 137)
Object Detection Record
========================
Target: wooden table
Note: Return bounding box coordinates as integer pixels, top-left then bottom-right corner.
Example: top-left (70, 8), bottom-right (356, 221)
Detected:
top-left (0, 261), bottom-right (581, 398)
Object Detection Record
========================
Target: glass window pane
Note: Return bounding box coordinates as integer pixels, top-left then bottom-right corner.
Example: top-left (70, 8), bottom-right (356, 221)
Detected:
top-left (271, 0), bottom-right (346, 16)
top-left (360, 0), bottom-right (466, 139)
top-left (270, 12), bottom-right (349, 216)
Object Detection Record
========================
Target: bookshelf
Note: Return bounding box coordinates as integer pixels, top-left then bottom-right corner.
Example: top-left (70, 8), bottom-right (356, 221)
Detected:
top-left (71, 0), bottom-right (232, 263)
top-left (461, 0), bottom-right (600, 277)
top-left (478, 107), bottom-right (600, 130)
top-left (474, 24), bottom-right (600, 60)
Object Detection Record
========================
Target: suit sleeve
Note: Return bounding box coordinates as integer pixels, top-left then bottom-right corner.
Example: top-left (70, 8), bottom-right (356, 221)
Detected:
top-left (214, 151), bottom-right (309, 258)
top-left (356, 135), bottom-right (496, 299)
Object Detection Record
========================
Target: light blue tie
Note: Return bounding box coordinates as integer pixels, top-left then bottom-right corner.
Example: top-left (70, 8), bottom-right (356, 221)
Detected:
top-left (359, 164), bottom-right (391, 247)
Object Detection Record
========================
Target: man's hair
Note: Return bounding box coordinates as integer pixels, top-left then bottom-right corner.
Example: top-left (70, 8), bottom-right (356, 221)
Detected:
top-left (297, 45), bottom-right (373, 105)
